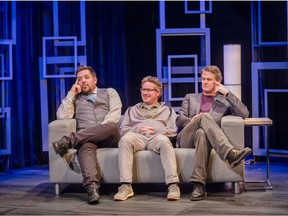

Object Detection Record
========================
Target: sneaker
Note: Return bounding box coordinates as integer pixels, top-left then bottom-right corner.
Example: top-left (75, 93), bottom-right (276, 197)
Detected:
top-left (227, 147), bottom-right (252, 168)
top-left (190, 182), bottom-right (207, 201)
top-left (114, 184), bottom-right (134, 201)
top-left (167, 183), bottom-right (180, 201)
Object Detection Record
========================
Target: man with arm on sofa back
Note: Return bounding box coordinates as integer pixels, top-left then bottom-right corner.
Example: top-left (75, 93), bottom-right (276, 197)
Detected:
top-left (114, 76), bottom-right (181, 201)
top-left (176, 65), bottom-right (251, 201)
top-left (52, 66), bottom-right (122, 204)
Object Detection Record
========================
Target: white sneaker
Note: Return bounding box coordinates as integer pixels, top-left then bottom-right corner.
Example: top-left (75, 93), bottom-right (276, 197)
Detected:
top-left (167, 184), bottom-right (180, 201)
top-left (114, 184), bottom-right (134, 201)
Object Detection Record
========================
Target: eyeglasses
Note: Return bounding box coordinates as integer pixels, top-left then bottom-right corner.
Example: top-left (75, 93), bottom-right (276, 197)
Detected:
top-left (140, 88), bottom-right (157, 93)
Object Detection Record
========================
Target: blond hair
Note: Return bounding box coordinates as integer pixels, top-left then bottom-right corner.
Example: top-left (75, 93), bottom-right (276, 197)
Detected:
top-left (201, 65), bottom-right (222, 82)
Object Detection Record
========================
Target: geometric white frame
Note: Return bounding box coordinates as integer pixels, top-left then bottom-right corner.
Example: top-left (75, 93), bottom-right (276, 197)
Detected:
top-left (264, 89), bottom-right (288, 155)
top-left (184, 0), bottom-right (212, 14)
top-left (156, 28), bottom-right (210, 109)
top-left (167, 54), bottom-right (199, 102)
top-left (0, 2), bottom-right (15, 171)
top-left (42, 36), bottom-right (78, 78)
top-left (0, 107), bottom-right (11, 155)
top-left (0, 54), bottom-right (6, 117)
top-left (156, 28), bottom-right (211, 83)
top-left (0, 42), bottom-right (13, 80)
top-left (53, 1), bottom-right (86, 46)
top-left (0, 107), bottom-right (11, 171)
top-left (40, 2), bottom-right (87, 152)
top-left (251, 62), bottom-right (288, 156)
top-left (157, 1), bottom-right (211, 111)
top-left (251, 1), bottom-right (288, 47)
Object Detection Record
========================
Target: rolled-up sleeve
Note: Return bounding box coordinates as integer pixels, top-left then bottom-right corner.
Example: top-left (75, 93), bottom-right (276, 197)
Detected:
top-left (56, 91), bottom-right (76, 120)
top-left (101, 88), bottom-right (122, 124)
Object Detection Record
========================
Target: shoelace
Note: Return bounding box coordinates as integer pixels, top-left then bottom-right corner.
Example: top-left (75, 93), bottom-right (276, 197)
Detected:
top-left (169, 184), bottom-right (178, 192)
top-left (193, 184), bottom-right (203, 194)
top-left (119, 185), bottom-right (130, 193)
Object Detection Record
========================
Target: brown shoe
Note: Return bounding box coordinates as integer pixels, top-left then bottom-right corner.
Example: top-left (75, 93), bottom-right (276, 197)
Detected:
top-left (190, 182), bottom-right (207, 201)
top-left (227, 147), bottom-right (252, 168)
top-left (52, 140), bottom-right (68, 154)
top-left (66, 149), bottom-right (81, 174)
top-left (87, 188), bottom-right (100, 204)
top-left (63, 152), bottom-right (75, 166)
top-left (61, 149), bottom-right (80, 171)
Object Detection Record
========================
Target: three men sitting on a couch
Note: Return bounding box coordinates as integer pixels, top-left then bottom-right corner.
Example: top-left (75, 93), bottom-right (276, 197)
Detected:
top-left (52, 66), bottom-right (252, 204)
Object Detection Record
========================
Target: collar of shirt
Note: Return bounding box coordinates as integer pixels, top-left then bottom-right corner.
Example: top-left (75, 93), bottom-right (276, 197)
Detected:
top-left (140, 103), bottom-right (161, 118)
top-left (82, 88), bottom-right (97, 104)
top-left (140, 102), bottom-right (161, 110)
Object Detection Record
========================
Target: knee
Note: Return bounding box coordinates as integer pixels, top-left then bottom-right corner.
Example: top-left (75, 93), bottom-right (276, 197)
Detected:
top-left (108, 123), bottom-right (120, 134)
top-left (154, 135), bottom-right (173, 148)
top-left (155, 134), bottom-right (170, 142)
top-left (195, 128), bottom-right (205, 137)
top-left (78, 142), bottom-right (96, 154)
top-left (194, 129), bottom-right (209, 149)
top-left (201, 113), bottom-right (212, 120)
top-left (118, 133), bottom-right (134, 149)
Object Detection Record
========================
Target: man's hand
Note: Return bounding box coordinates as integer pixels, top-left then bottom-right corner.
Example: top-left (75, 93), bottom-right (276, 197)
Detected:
top-left (140, 126), bottom-right (155, 136)
top-left (215, 81), bottom-right (229, 96)
top-left (191, 113), bottom-right (203, 122)
top-left (70, 79), bottom-right (82, 94)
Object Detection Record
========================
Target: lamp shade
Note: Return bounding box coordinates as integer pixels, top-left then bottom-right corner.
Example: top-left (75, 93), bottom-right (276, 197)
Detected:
top-left (223, 44), bottom-right (241, 100)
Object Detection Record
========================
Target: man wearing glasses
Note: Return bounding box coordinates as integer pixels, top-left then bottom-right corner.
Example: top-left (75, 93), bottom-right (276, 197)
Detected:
top-left (114, 76), bottom-right (180, 201)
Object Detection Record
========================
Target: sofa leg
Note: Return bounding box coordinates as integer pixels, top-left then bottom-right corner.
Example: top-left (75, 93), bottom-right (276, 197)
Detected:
top-left (232, 182), bottom-right (241, 194)
top-left (55, 183), bottom-right (61, 195)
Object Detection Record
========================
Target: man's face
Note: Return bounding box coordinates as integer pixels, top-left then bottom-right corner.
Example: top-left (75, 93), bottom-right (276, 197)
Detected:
top-left (140, 81), bottom-right (160, 105)
top-left (76, 69), bottom-right (97, 94)
top-left (201, 70), bottom-right (217, 95)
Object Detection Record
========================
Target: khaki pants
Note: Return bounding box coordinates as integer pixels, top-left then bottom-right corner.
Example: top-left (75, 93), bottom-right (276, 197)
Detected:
top-left (118, 132), bottom-right (179, 185)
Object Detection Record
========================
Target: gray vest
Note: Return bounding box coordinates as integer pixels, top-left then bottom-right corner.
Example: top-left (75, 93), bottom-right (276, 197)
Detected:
top-left (75, 88), bottom-right (109, 130)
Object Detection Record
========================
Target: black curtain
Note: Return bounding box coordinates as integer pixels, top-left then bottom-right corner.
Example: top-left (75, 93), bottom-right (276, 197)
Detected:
top-left (2, 1), bottom-right (128, 170)
top-left (11, 2), bottom-right (43, 168)
top-left (86, 1), bottom-right (129, 110)
top-left (1, 1), bottom-right (287, 171)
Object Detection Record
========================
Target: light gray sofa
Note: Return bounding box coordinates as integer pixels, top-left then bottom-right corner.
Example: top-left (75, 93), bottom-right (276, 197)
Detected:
top-left (49, 115), bottom-right (245, 195)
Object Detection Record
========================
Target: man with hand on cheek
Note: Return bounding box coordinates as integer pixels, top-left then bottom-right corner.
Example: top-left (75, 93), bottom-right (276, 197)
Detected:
top-left (176, 65), bottom-right (251, 201)
top-left (52, 66), bottom-right (122, 204)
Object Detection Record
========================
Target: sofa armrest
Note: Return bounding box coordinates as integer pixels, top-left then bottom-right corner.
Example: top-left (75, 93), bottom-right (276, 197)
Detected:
top-left (48, 119), bottom-right (77, 183)
top-left (49, 119), bottom-right (77, 141)
top-left (221, 115), bottom-right (244, 149)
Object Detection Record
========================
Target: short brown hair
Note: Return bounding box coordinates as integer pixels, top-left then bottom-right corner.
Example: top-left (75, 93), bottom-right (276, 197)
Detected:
top-left (201, 65), bottom-right (222, 82)
top-left (76, 66), bottom-right (97, 77)
top-left (141, 76), bottom-right (163, 97)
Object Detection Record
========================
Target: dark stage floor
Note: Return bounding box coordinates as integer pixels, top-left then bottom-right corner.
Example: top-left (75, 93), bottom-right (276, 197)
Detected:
top-left (0, 157), bottom-right (287, 215)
